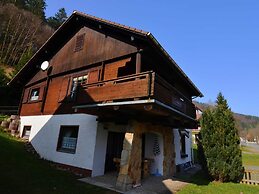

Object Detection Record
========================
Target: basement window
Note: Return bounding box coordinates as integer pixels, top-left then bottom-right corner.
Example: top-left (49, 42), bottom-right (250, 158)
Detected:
top-left (22, 126), bottom-right (31, 139)
top-left (74, 34), bottom-right (85, 52)
top-left (30, 88), bottom-right (40, 101)
top-left (57, 126), bottom-right (79, 154)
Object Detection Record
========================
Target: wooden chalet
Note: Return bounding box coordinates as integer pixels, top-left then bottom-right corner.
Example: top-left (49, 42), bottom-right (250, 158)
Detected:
top-left (10, 11), bottom-right (203, 191)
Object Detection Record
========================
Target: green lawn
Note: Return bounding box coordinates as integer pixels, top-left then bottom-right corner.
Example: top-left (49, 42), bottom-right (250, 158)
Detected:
top-left (242, 153), bottom-right (259, 166)
top-left (241, 145), bottom-right (259, 166)
top-left (178, 171), bottom-right (259, 194)
top-left (187, 144), bottom-right (259, 194)
top-left (0, 129), bottom-right (116, 194)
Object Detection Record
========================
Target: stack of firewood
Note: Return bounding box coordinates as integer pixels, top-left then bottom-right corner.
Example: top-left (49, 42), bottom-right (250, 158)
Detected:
top-left (0, 115), bottom-right (20, 137)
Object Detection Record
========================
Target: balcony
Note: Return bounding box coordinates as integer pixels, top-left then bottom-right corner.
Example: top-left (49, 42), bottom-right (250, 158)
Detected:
top-left (75, 71), bottom-right (196, 123)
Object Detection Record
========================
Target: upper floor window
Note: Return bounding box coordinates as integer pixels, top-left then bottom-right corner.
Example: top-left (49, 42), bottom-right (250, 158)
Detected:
top-left (30, 88), bottom-right (40, 101)
top-left (74, 34), bottom-right (85, 52)
top-left (70, 75), bottom-right (88, 100)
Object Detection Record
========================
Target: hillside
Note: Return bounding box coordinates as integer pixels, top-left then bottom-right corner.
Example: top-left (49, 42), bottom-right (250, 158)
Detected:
top-left (0, 3), bottom-right (54, 72)
top-left (194, 101), bottom-right (259, 140)
top-left (0, 2), bottom-right (67, 86)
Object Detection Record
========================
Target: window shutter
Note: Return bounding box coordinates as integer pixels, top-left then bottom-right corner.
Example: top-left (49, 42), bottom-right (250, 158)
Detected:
top-left (22, 88), bottom-right (30, 103)
top-left (58, 77), bottom-right (71, 102)
top-left (88, 70), bottom-right (99, 83)
top-left (38, 85), bottom-right (45, 101)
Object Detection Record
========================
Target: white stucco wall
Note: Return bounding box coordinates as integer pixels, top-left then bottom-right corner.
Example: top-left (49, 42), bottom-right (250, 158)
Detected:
top-left (92, 123), bottom-right (108, 177)
top-left (173, 129), bottom-right (192, 165)
top-left (20, 114), bottom-right (98, 172)
top-left (144, 133), bottom-right (164, 176)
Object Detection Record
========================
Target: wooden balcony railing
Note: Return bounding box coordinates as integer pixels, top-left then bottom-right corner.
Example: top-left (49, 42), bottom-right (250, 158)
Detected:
top-left (77, 71), bottom-right (152, 103)
top-left (154, 73), bottom-right (196, 119)
top-left (77, 71), bottom-right (196, 119)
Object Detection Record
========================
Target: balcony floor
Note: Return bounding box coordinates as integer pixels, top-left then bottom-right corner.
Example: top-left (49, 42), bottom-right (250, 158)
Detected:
top-left (73, 98), bottom-right (197, 128)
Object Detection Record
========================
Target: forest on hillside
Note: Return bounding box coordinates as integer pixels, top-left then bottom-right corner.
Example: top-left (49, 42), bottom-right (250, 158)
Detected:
top-left (195, 101), bottom-right (259, 141)
top-left (0, 0), bottom-right (68, 86)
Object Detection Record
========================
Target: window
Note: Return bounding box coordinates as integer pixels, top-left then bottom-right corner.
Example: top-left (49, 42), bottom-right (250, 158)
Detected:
top-left (22, 126), bottom-right (31, 139)
top-left (57, 126), bottom-right (79, 154)
top-left (74, 34), bottom-right (85, 52)
top-left (30, 88), bottom-right (40, 101)
top-left (179, 129), bottom-right (189, 158)
top-left (180, 134), bottom-right (186, 157)
top-left (70, 75), bottom-right (88, 100)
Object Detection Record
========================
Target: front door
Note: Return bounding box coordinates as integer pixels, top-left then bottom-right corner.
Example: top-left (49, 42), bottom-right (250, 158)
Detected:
top-left (105, 132), bottom-right (125, 173)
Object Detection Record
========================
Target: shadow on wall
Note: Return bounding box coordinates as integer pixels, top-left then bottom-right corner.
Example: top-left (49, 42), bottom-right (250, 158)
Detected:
top-left (20, 85), bottom-right (101, 171)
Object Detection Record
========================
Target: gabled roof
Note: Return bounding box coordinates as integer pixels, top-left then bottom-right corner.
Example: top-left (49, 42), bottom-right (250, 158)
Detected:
top-left (9, 11), bottom-right (203, 97)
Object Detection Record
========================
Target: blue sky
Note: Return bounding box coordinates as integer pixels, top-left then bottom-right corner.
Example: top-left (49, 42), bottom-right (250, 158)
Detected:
top-left (45, 0), bottom-right (259, 116)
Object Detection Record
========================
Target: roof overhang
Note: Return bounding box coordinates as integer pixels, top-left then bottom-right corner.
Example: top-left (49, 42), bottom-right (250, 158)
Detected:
top-left (72, 99), bottom-right (197, 128)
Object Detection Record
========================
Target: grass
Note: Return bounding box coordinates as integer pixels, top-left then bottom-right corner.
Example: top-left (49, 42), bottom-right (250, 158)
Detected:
top-left (178, 171), bottom-right (259, 194)
top-left (194, 143), bottom-right (259, 167)
top-left (192, 143), bottom-right (198, 164)
top-left (0, 129), bottom-right (116, 194)
top-left (187, 143), bottom-right (259, 193)
top-left (241, 145), bottom-right (259, 166)
top-left (242, 153), bottom-right (259, 166)
top-left (0, 114), bottom-right (8, 122)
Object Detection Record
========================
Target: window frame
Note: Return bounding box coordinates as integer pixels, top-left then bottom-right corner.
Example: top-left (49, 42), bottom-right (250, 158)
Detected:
top-left (56, 125), bottom-right (79, 154)
top-left (29, 87), bottom-right (40, 102)
top-left (179, 129), bottom-right (189, 158)
top-left (22, 125), bottom-right (32, 139)
top-left (69, 74), bottom-right (88, 101)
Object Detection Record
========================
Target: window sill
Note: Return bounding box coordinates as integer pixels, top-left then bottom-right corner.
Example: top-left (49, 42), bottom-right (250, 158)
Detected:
top-left (57, 148), bottom-right (76, 154)
top-left (25, 99), bottom-right (43, 104)
top-left (181, 153), bottom-right (188, 158)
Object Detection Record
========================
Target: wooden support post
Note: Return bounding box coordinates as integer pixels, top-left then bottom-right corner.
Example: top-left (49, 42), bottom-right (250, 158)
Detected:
top-left (163, 127), bottom-right (175, 176)
top-left (136, 52), bottom-right (141, 74)
top-left (116, 122), bottom-right (142, 191)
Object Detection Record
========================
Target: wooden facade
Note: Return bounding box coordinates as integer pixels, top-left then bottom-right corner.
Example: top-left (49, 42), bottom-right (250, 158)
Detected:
top-left (12, 11), bottom-right (202, 128)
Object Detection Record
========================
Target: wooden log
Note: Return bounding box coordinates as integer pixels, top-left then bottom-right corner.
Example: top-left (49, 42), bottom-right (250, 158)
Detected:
top-left (1, 120), bottom-right (10, 128)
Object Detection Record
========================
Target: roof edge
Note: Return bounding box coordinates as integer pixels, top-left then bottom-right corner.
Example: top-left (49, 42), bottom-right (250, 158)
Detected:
top-left (147, 33), bottom-right (203, 97)
top-left (8, 10), bottom-right (203, 98)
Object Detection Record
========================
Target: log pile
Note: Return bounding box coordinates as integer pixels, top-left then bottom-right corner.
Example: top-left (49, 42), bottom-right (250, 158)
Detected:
top-left (0, 115), bottom-right (20, 137)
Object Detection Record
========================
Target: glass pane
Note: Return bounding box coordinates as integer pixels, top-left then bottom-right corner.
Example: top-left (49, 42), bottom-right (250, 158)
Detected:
top-left (61, 137), bottom-right (77, 150)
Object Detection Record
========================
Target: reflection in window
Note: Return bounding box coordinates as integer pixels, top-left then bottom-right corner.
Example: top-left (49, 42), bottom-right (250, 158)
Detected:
top-left (22, 126), bottom-right (31, 139)
top-left (30, 88), bottom-right (40, 101)
top-left (70, 75), bottom-right (88, 100)
top-left (57, 126), bottom-right (79, 154)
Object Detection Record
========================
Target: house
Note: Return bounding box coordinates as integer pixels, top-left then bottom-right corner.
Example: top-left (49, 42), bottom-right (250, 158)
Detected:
top-left (192, 105), bottom-right (203, 145)
top-left (9, 11), bottom-right (203, 190)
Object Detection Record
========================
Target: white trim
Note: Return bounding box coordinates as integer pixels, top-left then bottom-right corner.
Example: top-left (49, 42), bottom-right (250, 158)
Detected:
top-left (73, 99), bottom-right (155, 109)
top-left (73, 99), bottom-right (196, 121)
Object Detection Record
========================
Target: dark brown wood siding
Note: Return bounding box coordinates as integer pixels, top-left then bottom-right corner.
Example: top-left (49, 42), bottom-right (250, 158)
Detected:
top-left (27, 26), bottom-right (138, 86)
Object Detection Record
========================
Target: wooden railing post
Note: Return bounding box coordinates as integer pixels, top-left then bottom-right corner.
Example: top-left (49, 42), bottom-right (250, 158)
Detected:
top-left (136, 52), bottom-right (141, 74)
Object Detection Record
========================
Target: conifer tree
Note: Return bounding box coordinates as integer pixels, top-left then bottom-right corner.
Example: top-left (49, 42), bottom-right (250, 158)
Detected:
top-left (200, 92), bottom-right (243, 182)
top-left (47, 8), bottom-right (67, 29)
